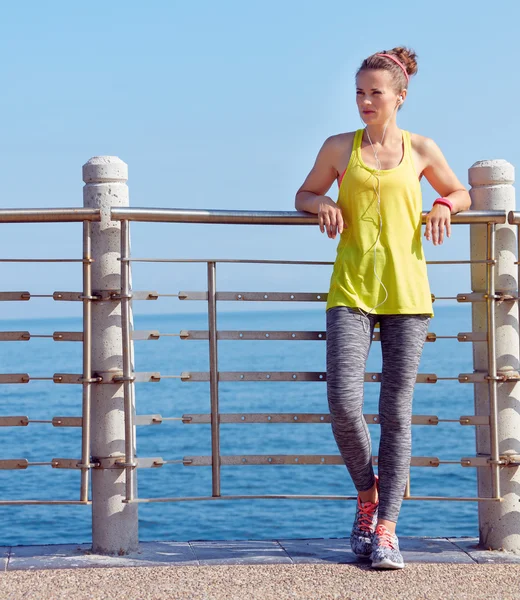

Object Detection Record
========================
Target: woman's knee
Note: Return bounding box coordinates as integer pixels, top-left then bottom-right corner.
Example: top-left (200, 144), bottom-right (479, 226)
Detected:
top-left (378, 408), bottom-right (411, 427)
top-left (327, 396), bottom-right (364, 425)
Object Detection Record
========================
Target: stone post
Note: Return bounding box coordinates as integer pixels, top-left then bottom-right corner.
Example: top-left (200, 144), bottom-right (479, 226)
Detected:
top-left (469, 159), bottom-right (520, 551)
top-left (83, 156), bottom-right (138, 554)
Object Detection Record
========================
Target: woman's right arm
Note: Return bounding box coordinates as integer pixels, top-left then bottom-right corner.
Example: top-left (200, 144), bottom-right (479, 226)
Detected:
top-left (294, 135), bottom-right (345, 240)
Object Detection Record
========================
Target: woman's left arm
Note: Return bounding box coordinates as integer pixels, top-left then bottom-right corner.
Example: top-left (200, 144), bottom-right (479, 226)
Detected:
top-left (419, 137), bottom-right (472, 245)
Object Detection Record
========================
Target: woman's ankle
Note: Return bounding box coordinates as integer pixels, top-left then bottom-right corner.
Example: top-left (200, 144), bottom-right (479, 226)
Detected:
top-left (358, 482), bottom-right (379, 504)
top-left (376, 519), bottom-right (396, 534)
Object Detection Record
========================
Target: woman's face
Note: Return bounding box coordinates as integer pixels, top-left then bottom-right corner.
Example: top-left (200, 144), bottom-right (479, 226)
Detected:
top-left (356, 69), bottom-right (402, 125)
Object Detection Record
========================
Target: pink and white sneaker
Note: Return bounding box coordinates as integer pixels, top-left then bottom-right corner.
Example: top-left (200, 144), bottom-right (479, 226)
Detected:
top-left (349, 476), bottom-right (379, 558)
top-left (370, 523), bottom-right (405, 569)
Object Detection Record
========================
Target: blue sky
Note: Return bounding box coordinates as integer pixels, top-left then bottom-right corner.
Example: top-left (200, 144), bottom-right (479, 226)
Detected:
top-left (0, 0), bottom-right (517, 319)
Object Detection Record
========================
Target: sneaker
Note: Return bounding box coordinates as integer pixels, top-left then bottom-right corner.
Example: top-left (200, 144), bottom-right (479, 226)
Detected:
top-left (370, 523), bottom-right (405, 569)
top-left (350, 476), bottom-right (379, 557)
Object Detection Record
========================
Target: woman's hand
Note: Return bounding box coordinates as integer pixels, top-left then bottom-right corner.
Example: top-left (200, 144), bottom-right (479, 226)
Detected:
top-left (317, 196), bottom-right (345, 239)
top-left (294, 135), bottom-right (351, 238)
top-left (424, 203), bottom-right (451, 245)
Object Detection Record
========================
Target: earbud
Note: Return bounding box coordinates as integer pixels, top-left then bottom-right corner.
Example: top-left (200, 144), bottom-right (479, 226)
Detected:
top-left (398, 95), bottom-right (403, 103)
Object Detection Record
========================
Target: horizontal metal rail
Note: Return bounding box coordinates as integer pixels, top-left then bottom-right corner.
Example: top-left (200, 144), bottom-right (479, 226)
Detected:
top-left (0, 414), bottom-right (489, 427)
top-left (0, 329), bottom-right (482, 343)
top-left (0, 208), bottom-right (100, 223)
top-left (180, 413), bottom-right (489, 426)
top-left (180, 371), bottom-right (438, 383)
top-left (126, 258), bottom-right (336, 265)
top-left (0, 457), bottom-right (163, 470)
top-left (0, 373), bottom-right (166, 384)
top-left (111, 207), bottom-right (506, 225)
top-left (123, 257), bottom-right (493, 266)
top-left (181, 455), bottom-right (447, 467)
top-left (508, 211), bottom-right (520, 224)
top-left (0, 331), bottom-right (178, 342)
top-left (0, 374), bottom-right (99, 384)
top-left (125, 494), bottom-right (501, 503)
top-left (45, 370), bottom-right (502, 384)
top-left (0, 500), bottom-right (91, 506)
top-left (176, 291), bottom-right (502, 303)
top-left (0, 415), bottom-right (169, 427)
top-left (0, 259), bottom-right (86, 263)
top-left (0, 451), bottom-right (494, 471)
top-left (177, 330), bottom-right (486, 342)
top-left (0, 288), bottom-right (504, 305)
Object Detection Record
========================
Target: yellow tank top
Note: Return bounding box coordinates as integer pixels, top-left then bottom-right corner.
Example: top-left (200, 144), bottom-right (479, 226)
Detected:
top-left (326, 128), bottom-right (434, 316)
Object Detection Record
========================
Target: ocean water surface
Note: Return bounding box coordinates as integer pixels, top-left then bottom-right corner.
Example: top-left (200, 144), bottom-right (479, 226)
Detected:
top-left (0, 306), bottom-right (481, 546)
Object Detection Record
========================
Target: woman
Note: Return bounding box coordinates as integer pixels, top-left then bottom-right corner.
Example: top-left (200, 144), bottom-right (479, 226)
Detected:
top-left (294, 47), bottom-right (471, 570)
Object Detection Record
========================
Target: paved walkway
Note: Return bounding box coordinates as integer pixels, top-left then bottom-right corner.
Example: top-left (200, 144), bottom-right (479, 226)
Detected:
top-left (1, 537), bottom-right (520, 599)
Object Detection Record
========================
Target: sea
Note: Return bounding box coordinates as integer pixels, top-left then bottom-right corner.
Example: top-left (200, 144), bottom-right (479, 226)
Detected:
top-left (0, 305), bottom-right (481, 546)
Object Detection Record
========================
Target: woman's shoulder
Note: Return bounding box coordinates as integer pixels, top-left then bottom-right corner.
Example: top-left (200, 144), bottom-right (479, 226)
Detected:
top-left (326, 131), bottom-right (359, 146)
top-left (322, 131), bottom-right (359, 159)
top-left (409, 131), bottom-right (440, 156)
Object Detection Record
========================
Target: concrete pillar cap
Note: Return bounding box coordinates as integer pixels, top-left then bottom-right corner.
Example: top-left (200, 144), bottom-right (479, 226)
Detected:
top-left (469, 159), bottom-right (514, 187)
top-left (83, 156), bottom-right (128, 183)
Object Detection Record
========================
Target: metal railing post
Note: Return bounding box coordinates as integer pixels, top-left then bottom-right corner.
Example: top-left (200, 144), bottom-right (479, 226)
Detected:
top-left (83, 156), bottom-right (138, 554)
top-left (120, 219), bottom-right (137, 502)
top-left (469, 159), bottom-right (520, 551)
top-left (79, 220), bottom-right (93, 501)
top-left (207, 261), bottom-right (221, 496)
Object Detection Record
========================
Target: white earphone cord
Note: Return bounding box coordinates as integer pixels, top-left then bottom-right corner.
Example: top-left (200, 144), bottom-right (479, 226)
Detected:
top-left (357, 99), bottom-right (401, 333)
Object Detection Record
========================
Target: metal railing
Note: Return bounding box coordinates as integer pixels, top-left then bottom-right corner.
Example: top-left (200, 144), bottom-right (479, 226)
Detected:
top-left (0, 156), bottom-right (518, 553)
top-left (0, 208), bottom-right (511, 507)
top-left (0, 208), bottom-right (100, 505)
top-left (112, 207), bottom-right (507, 507)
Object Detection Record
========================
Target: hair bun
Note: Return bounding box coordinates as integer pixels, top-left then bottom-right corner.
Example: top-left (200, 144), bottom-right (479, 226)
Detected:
top-left (389, 47), bottom-right (418, 76)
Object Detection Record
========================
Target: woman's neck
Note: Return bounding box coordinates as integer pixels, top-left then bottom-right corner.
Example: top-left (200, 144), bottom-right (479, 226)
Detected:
top-left (364, 120), bottom-right (401, 146)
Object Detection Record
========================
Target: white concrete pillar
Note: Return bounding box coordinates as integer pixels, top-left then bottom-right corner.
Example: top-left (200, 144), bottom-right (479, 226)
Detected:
top-left (83, 156), bottom-right (138, 554)
top-left (469, 159), bottom-right (520, 551)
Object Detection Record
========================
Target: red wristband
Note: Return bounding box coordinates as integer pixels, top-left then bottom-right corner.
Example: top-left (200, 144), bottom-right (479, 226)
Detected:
top-left (433, 197), bottom-right (453, 212)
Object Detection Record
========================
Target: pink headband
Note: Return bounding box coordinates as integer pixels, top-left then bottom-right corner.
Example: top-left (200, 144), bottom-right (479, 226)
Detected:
top-left (376, 53), bottom-right (409, 83)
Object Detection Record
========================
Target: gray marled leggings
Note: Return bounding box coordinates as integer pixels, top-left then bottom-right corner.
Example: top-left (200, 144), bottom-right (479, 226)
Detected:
top-left (326, 306), bottom-right (431, 523)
